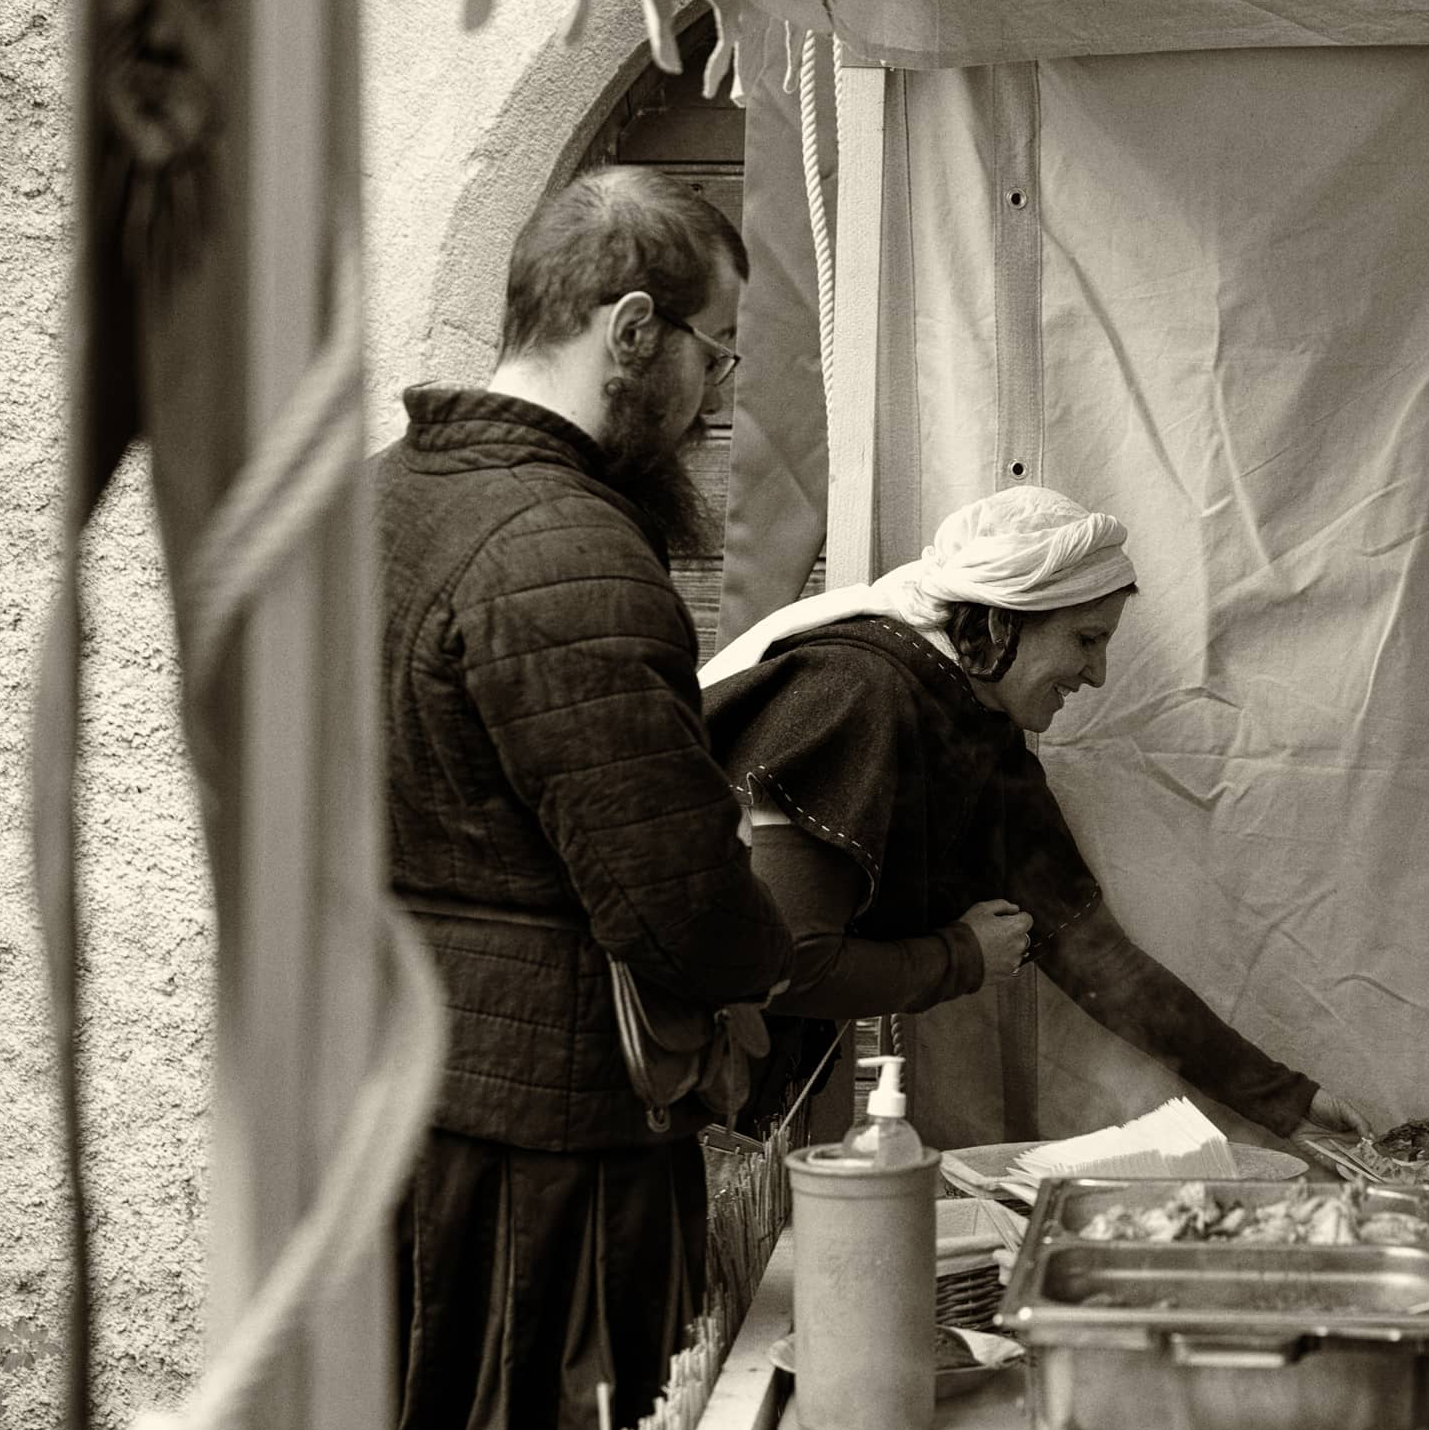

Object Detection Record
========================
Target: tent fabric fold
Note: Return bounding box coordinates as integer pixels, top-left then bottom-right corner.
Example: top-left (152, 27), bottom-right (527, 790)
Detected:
top-left (730, 0), bottom-right (1429, 68)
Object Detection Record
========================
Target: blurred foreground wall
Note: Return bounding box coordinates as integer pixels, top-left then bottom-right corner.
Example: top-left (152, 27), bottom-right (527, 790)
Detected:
top-left (0, 0), bottom-right (661, 1421)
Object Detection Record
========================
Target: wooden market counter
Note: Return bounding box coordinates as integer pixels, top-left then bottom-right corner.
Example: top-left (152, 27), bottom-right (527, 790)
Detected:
top-left (697, 1229), bottom-right (1029, 1430)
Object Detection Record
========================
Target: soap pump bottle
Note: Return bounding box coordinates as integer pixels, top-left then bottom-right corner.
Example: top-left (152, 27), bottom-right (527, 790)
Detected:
top-left (788, 1051), bottom-right (938, 1429)
top-left (840, 1055), bottom-right (924, 1168)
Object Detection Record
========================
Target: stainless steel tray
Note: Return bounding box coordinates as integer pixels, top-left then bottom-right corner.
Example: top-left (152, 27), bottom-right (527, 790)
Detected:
top-left (1016, 1241), bottom-right (1429, 1337)
top-left (1001, 1179), bottom-right (1429, 1344)
top-left (999, 1179), bottom-right (1429, 1430)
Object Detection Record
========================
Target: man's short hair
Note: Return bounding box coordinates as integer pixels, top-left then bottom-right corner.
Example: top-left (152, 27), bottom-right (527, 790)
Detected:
top-left (500, 166), bottom-right (749, 360)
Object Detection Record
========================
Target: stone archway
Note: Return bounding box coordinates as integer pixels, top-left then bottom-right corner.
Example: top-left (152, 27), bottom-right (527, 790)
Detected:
top-left (421, 4), bottom-right (714, 385)
top-left (423, 8), bottom-right (744, 659)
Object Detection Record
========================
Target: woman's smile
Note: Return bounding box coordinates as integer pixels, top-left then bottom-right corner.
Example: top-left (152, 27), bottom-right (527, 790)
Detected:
top-left (973, 591), bottom-right (1129, 732)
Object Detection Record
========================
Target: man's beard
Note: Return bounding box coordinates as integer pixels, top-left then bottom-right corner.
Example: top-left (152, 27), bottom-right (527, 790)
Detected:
top-left (600, 355), bottom-right (716, 557)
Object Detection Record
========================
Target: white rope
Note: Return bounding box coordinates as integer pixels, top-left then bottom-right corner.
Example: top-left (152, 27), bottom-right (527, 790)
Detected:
top-left (703, 0), bottom-right (741, 101)
top-left (133, 218), bottom-right (447, 1429)
top-left (798, 30), bottom-right (837, 437)
top-left (182, 232), bottom-right (363, 703)
top-left (639, 0), bottom-right (680, 73)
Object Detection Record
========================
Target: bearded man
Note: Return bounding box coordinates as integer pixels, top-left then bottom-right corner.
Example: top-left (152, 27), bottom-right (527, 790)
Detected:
top-left (372, 167), bottom-right (793, 1430)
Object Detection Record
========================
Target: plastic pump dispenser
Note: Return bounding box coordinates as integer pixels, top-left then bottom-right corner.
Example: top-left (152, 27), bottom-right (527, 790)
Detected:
top-left (840, 1056), bottom-right (924, 1168)
top-left (790, 1052), bottom-right (938, 1427)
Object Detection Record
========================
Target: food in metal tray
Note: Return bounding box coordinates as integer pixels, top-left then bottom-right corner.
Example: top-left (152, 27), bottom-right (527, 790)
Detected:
top-left (1076, 1180), bottom-right (1428, 1247)
top-left (1356, 1118), bottom-right (1429, 1184)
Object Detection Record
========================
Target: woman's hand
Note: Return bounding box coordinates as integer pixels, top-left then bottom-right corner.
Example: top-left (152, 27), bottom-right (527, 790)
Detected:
top-left (1289, 1087), bottom-right (1374, 1169)
top-left (1291, 1088), bottom-right (1373, 1140)
top-left (957, 899), bottom-right (1034, 986)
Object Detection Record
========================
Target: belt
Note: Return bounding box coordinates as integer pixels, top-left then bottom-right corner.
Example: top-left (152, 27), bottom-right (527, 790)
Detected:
top-left (398, 893), bottom-right (586, 934)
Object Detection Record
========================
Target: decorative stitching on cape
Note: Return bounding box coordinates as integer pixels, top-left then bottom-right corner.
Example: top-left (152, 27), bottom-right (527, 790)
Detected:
top-left (735, 764), bottom-right (882, 876)
top-left (1026, 885), bottom-right (1101, 959)
top-left (873, 620), bottom-right (986, 711)
top-left (734, 627), bottom-right (1097, 944)
top-left (864, 622), bottom-right (1097, 951)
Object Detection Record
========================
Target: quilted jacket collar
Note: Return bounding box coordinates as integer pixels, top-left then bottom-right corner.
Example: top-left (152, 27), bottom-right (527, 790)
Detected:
top-left (398, 383), bottom-right (668, 566)
top-left (400, 382), bottom-right (607, 475)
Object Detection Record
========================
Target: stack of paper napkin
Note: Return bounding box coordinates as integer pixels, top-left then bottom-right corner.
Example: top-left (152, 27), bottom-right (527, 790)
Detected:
top-left (1003, 1097), bottom-right (1236, 1199)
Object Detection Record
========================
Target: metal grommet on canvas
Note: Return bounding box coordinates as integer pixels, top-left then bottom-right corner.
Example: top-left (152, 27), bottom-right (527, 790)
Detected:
top-left (1006, 188), bottom-right (1029, 209)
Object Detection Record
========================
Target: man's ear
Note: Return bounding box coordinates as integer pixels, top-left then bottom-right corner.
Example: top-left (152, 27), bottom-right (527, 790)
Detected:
top-left (605, 290), bottom-right (655, 365)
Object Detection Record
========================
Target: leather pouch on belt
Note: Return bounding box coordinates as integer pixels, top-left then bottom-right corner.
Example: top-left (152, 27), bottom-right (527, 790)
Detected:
top-left (608, 955), bottom-right (772, 1134)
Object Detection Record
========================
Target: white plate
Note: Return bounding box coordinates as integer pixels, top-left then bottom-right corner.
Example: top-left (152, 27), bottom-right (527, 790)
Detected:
top-left (941, 1143), bottom-right (1041, 1199)
top-left (937, 1270), bottom-right (1002, 1291)
top-left (939, 1291), bottom-right (1000, 1308)
top-left (939, 1299), bottom-right (1000, 1319)
top-left (766, 1333), bottom-right (1023, 1401)
top-left (1230, 1144), bottom-right (1311, 1180)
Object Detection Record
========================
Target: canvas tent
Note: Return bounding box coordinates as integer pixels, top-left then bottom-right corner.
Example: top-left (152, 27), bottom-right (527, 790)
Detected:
top-left (713, 0), bottom-right (1429, 1152)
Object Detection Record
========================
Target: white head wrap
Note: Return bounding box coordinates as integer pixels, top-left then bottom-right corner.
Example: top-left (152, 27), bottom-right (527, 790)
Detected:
top-left (699, 486), bottom-right (1136, 687)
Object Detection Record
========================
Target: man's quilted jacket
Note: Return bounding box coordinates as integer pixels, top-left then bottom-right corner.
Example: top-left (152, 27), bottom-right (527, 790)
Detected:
top-left (374, 384), bottom-right (793, 1150)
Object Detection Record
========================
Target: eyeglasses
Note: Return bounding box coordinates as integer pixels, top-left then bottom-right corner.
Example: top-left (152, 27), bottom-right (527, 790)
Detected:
top-left (651, 305), bottom-right (741, 387)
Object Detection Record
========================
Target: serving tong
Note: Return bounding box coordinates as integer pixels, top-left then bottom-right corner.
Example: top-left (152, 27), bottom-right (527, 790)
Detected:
top-left (1297, 1131), bottom-right (1388, 1183)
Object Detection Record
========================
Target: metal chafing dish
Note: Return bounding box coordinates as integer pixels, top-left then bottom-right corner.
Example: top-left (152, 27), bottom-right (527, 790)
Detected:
top-left (998, 1179), bottom-right (1429, 1430)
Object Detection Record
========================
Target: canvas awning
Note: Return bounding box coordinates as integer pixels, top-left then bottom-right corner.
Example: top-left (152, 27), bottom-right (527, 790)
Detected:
top-left (730, 0), bottom-right (1429, 66)
top-left (712, 4), bottom-right (1429, 1150)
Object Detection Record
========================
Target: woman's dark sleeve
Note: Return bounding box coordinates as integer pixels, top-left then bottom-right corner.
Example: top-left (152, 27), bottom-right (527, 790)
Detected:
top-left (1038, 898), bottom-right (1318, 1137)
top-left (999, 741), bottom-right (1318, 1138)
top-left (751, 823), bottom-right (984, 1017)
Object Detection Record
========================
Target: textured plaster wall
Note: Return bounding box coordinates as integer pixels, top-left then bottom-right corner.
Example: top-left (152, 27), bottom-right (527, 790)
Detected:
top-left (1, 1), bottom-right (668, 1425)
top-left (2, 1), bottom-right (214, 1421)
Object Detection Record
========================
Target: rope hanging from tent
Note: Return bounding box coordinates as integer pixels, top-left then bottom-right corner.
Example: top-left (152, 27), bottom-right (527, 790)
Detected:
top-left (798, 28), bottom-right (836, 432)
top-left (797, 29), bottom-right (908, 1076)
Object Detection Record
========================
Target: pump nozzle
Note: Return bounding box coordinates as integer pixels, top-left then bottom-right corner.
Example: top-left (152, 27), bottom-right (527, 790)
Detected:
top-left (858, 1055), bottom-right (907, 1119)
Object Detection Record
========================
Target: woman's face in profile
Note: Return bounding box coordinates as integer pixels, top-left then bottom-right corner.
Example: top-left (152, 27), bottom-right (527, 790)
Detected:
top-left (974, 592), bottom-right (1130, 733)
